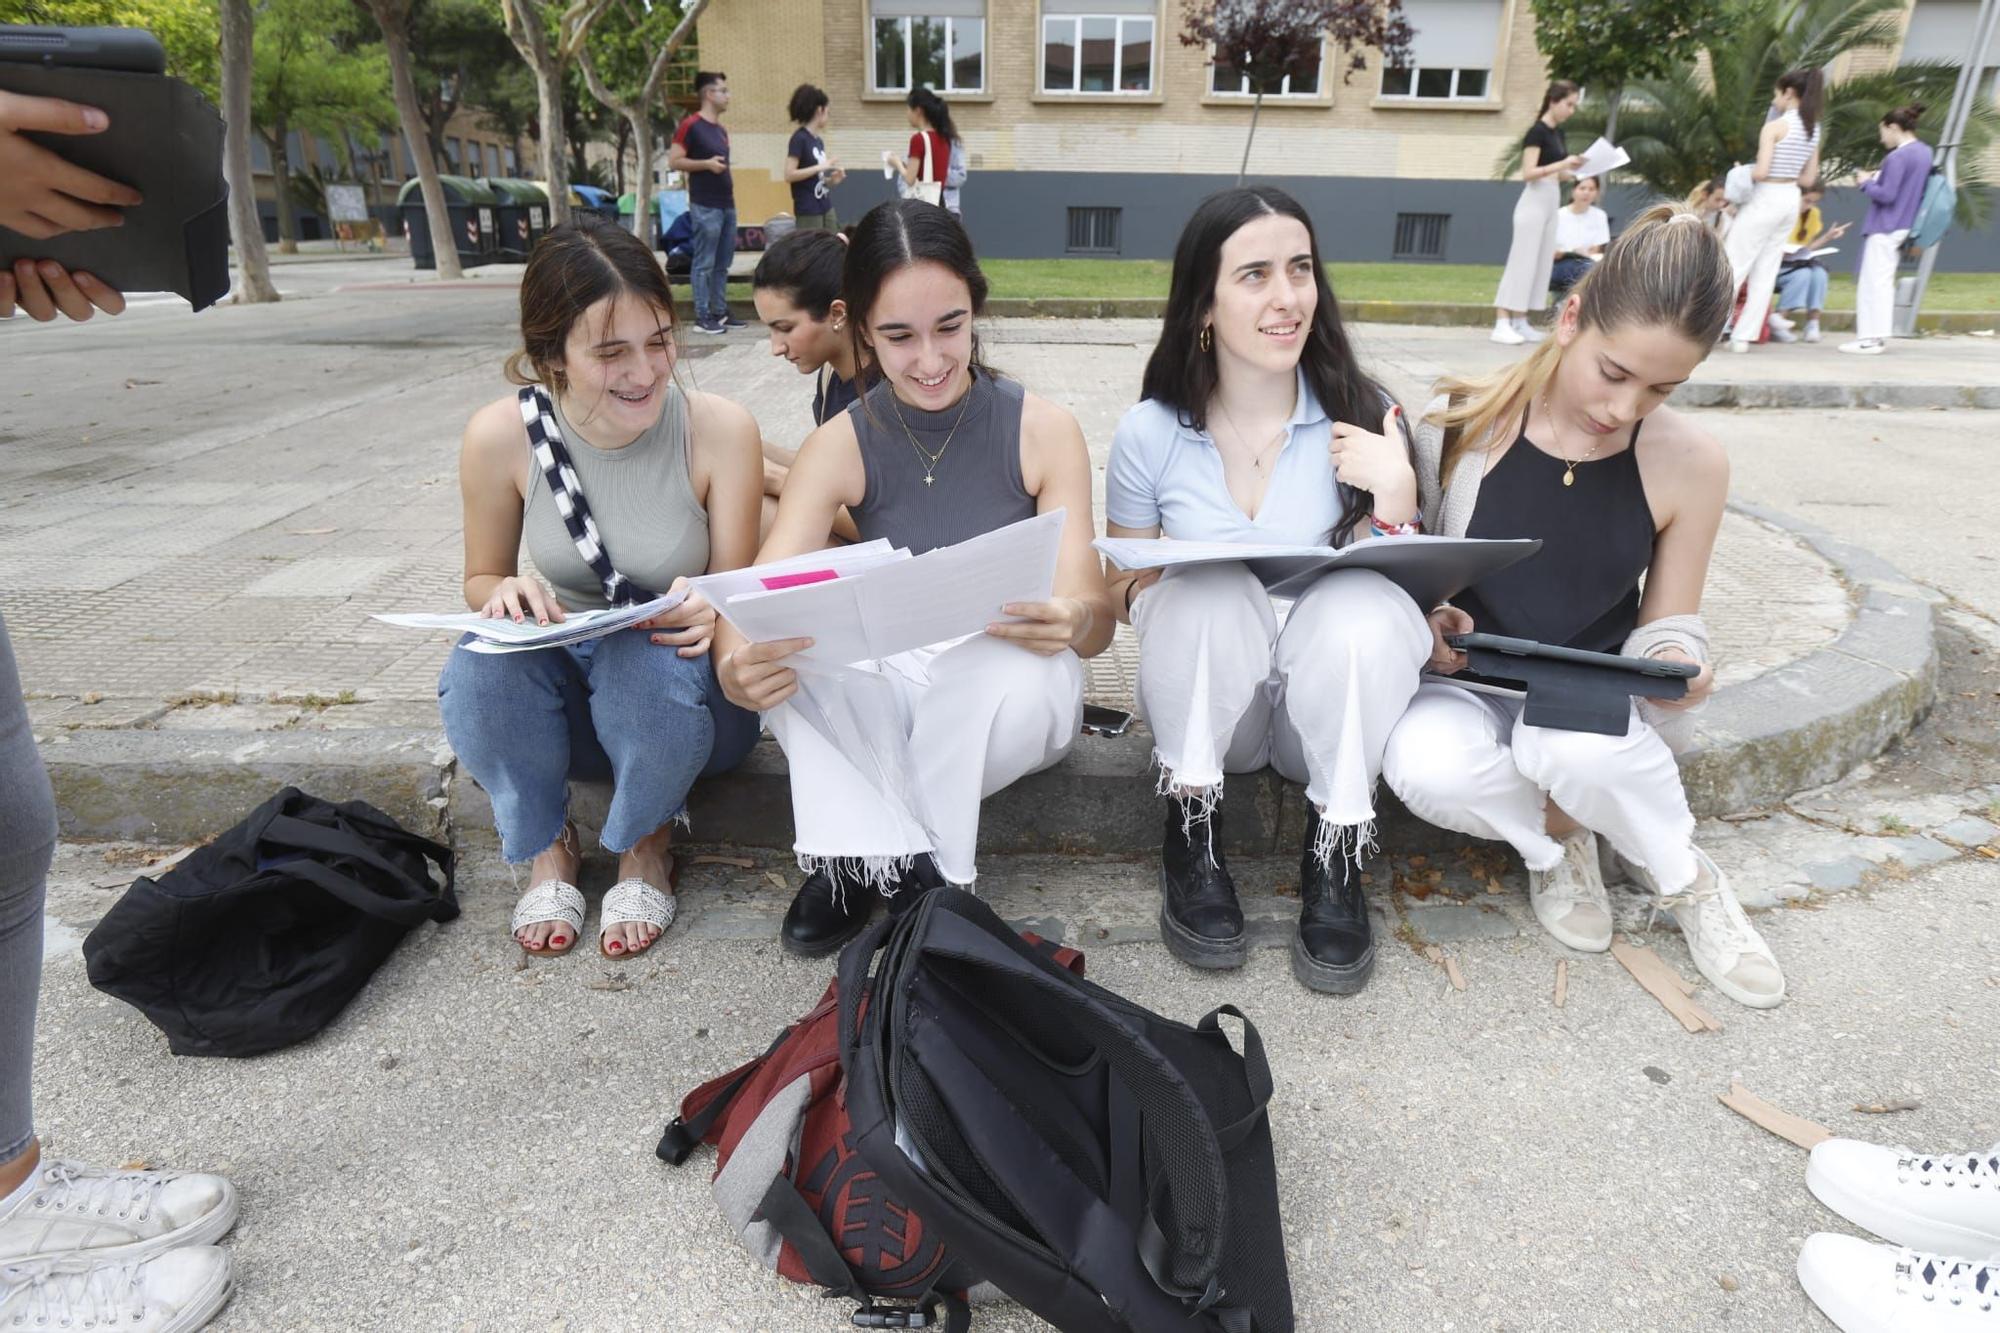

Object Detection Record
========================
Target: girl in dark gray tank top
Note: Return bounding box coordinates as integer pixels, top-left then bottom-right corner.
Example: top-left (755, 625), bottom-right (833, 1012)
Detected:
top-left (715, 199), bottom-right (1117, 954)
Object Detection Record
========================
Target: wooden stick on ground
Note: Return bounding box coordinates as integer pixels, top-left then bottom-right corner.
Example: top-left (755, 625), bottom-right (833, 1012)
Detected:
top-left (1422, 945), bottom-right (1467, 992)
top-left (1553, 960), bottom-right (1568, 1009)
top-left (690, 855), bottom-right (756, 869)
top-left (1610, 940), bottom-right (1723, 1034)
top-left (1719, 1080), bottom-right (1832, 1150)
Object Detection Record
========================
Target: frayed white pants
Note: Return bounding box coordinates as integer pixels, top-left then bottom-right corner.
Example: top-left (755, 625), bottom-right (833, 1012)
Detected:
top-left (1382, 681), bottom-right (1698, 892)
top-left (767, 634), bottom-right (1083, 888)
top-left (1726, 181), bottom-right (1801, 343)
top-left (1132, 563), bottom-right (1430, 855)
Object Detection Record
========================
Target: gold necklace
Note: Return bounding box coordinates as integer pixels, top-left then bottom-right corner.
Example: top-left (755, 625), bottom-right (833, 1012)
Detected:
top-left (889, 379), bottom-right (974, 488)
top-left (1213, 399), bottom-right (1285, 472)
top-left (1539, 395), bottom-right (1600, 487)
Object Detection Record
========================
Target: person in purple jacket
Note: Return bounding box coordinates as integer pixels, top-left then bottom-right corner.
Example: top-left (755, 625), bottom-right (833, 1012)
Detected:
top-left (1841, 102), bottom-right (1933, 356)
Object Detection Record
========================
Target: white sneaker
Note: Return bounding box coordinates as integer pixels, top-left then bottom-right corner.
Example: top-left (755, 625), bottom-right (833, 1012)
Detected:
top-left (1798, 1233), bottom-right (1998, 1332)
top-left (1839, 339), bottom-right (1886, 355)
top-left (1513, 318), bottom-right (1545, 344)
top-left (1528, 828), bottom-right (1613, 951)
top-left (1729, 339), bottom-right (1752, 353)
top-left (1769, 311), bottom-right (1795, 332)
top-left (1768, 320), bottom-right (1798, 343)
top-left (1490, 321), bottom-right (1526, 346)
top-left (1809, 1138), bottom-right (2000, 1259)
top-left (0, 1247), bottom-right (233, 1333)
top-left (1648, 848), bottom-right (1786, 1007)
top-left (0, 1160), bottom-right (238, 1265)
top-left (1805, 319), bottom-right (1823, 342)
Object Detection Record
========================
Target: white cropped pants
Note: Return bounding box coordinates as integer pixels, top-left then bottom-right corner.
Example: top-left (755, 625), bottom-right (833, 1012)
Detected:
top-left (1855, 229), bottom-right (1908, 342)
top-left (1382, 681), bottom-right (1698, 893)
top-left (767, 634), bottom-right (1083, 888)
top-left (1726, 181), bottom-right (1802, 344)
top-left (1132, 563), bottom-right (1430, 862)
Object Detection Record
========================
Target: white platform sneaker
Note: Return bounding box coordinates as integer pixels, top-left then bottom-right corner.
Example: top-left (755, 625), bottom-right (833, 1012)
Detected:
top-left (1626, 847), bottom-right (1785, 1007)
top-left (1528, 828), bottom-right (1613, 951)
top-left (0, 1160), bottom-right (238, 1265)
top-left (0, 1247), bottom-right (233, 1333)
top-left (1798, 1233), bottom-right (1997, 1332)
top-left (1809, 1138), bottom-right (2000, 1259)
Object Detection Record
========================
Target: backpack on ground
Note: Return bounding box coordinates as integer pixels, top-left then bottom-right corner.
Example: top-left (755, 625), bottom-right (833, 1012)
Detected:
top-left (1907, 168), bottom-right (1956, 251)
top-left (83, 787), bottom-right (456, 1057)
top-left (657, 928), bottom-right (1085, 1329)
top-left (837, 889), bottom-right (1294, 1333)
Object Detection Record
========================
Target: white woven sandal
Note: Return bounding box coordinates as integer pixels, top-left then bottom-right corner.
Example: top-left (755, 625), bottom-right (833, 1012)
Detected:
top-left (599, 870), bottom-right (677, 958)
top-left (510, 879), bottom-right (586, 956)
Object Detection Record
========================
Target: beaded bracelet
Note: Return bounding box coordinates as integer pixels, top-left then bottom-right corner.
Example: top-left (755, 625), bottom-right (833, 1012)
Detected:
top-left (1370, 514), bottom-right (1422, 537)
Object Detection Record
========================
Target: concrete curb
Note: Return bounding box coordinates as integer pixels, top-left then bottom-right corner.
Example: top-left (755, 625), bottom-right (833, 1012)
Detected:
top-left (40, 507), bottom-right (1938, 852)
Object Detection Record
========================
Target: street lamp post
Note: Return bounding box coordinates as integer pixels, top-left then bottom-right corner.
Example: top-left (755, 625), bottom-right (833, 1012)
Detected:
top-left (1894, 0), bottom-right (2000, 336)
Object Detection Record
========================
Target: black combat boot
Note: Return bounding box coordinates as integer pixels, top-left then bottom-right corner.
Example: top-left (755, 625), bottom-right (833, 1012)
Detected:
top-left (1292, 805), bottom-right (1376, 994)
top-left (1158, 798), bottom-right (1247, 969)
top-left (780, 860), bottom-right (873, 957)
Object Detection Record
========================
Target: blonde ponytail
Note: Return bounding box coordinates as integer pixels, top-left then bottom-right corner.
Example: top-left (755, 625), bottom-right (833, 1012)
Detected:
top-left (1428, 203), bottom-right (1732, 483)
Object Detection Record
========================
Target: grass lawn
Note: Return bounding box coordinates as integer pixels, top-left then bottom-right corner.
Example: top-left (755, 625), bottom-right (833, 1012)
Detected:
top-left (980, 258), bottom-right (2000, 312)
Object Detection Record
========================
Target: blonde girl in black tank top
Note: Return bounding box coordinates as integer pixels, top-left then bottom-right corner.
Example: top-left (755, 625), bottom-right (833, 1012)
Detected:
top-left (716, 200), bottom-right (1116, 957)
top-left (1384, 205), bottom-right (1787, 1011)
top-left (443, 217), bottom-right (765, 962)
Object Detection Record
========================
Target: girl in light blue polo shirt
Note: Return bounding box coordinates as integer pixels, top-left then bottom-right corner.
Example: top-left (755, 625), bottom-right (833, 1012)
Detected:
top-left (1104, 187), bottom-right (1432, 997)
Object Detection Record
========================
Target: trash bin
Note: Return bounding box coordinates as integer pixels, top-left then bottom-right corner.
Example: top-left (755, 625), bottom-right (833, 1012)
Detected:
top-left (570, 184), bottom-right (618, 222)
top-left (483, 178), bottom-right (550, 261)
top-left (397, 175), bottom-right (502, 270)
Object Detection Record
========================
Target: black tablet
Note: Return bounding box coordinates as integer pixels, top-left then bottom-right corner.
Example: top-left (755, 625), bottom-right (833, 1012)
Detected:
top-left (1442, 632), bottom-right (1696, 736)
top-left (1446, 633), bottom-right (1700, 679)
top-left (0, 26), bottom-right (166, 73)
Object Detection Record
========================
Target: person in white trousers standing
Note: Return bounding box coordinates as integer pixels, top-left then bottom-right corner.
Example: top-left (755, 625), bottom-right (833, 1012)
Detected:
top-left (1842, 102), bottom-right (1935, 356)
top-left (1103, 186), bottom-right (1431, 995)
top-left (1725, 68), bottom-right (1824, 354)
top-left (1492, 81), bottom-right (1584, 346)
top-left (717, 200), bottom-right (1115, 957)
top-left (1385, 204), bottom-right (1787, 1011)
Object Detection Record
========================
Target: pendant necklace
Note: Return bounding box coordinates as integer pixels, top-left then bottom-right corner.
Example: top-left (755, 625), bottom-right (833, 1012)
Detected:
top-left (1540, 395), bottom-right (1600, 487)
top-left (891, 379), bottom-right (974, 488)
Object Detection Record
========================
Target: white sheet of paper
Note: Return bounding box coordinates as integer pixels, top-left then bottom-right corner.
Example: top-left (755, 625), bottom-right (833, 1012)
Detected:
top-left (689, 540), bottom-right (905, 608)
top-left (1572, 136), bottom-right (1630, 180)
top-left (373, 588), bottom-right (686, 653)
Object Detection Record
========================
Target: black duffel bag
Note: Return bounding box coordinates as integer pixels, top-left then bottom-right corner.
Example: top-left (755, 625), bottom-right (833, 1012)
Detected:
top-left (83, 787), bottom-right (456, 1057)
top-left (838, 888), bottom-right (1293, 1333)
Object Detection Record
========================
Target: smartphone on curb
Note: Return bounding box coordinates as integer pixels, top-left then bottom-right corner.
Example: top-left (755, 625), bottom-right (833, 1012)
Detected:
top-left (0, 26), bottom-right (168, 74)
top-left (1081, 704), bottom-right (1134, 737)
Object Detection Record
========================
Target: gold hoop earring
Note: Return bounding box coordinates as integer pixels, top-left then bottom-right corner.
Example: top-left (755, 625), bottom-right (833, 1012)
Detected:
top-left (1199, 326), bottom-right (1212, 353)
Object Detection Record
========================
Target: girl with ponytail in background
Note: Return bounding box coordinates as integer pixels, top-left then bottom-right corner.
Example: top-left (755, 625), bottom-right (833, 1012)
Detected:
top-left (1842, 102), bottom-right (1934, 356)
top-left (1725, 68), bottom-right (1824, 354)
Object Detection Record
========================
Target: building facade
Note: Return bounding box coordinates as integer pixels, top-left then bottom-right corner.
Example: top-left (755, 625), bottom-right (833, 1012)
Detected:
top-left (697, 0), bottom-right (1998, 269)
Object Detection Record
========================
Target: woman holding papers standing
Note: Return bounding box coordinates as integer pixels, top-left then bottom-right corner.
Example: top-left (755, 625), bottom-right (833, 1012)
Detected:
top-left (441, 216), bottom-right (763, 960)
top-left (1102, 186), bottom-right (1432, 995)
top-left (1493, 81), bottom-right (1584, 346)
top-left (1384, 205), bottom-right (1786, 1009)
top-left (716, 200), bottom-right (1114, 957)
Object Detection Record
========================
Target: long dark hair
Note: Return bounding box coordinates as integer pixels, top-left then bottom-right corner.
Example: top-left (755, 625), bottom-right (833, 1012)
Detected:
top-left (844, 199), bottom-right (993, 392)
top-left (753, 229), bottom-right (845, 320)
top-left (1883, 101), bottom-right (1926, 133)
top-left (907, 87), bottom-right (959, 143)
top-left (1141, 186), bottom-right (1394, 542)
top-left (1539, 80), bottom-right (1579, 117)
top-left (505, 214), bottom-right (673, 393)
top-left (1778, 67), bottom-right (1825, 137)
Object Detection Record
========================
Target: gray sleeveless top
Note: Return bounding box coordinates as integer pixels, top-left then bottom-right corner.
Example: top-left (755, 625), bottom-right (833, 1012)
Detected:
top-left (847, 371), bottom-right (1034, 554)
top-left (522, 385), bottom-right (709, 611)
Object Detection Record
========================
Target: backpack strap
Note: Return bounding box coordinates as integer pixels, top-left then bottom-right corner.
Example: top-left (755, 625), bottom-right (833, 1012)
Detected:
top-left (518, 384), bottom-right (658, 607)
top-left (1196, 1005), bottom-right (1273, 1153)
top-left (753, 1176), bottom-right (972, 1331)
top-left (252, 813), bottom-right (457, 928)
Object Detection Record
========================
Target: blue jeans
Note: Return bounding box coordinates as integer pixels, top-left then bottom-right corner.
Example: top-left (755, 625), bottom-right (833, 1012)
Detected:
top-left (438, 630), bottom-right (759, 861)
top-left (688, 203), bottom-right (736, 325)
top-left (1549, 255), bottom-right (1592, 298)
top-left (0, 614), bottom-right (58, 1169)
top-left (1775, 262), bottom-right (1829, 313)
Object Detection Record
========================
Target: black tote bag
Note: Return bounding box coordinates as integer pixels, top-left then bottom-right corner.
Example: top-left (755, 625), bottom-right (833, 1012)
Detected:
top-left (83, 787), bottom-right (457, 1057)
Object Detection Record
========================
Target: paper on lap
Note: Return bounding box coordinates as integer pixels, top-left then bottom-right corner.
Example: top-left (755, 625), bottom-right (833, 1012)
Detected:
top-left (1094, 533), bottom-right (1541, 610)
top-left (710, 510), bottom-right (1066, 665)
top-left (372, 588), bottom-right (688, 654)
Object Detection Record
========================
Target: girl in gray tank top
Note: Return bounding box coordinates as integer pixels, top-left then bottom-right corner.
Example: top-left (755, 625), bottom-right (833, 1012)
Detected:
top-left (440, 217), bottom-right (764, 964)
top-left (715, 199), bottom-right (1117, 956)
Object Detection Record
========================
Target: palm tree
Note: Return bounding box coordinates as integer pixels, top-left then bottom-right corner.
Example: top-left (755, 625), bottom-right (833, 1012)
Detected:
top-left (1501, 0), bottom-right (1994, 225)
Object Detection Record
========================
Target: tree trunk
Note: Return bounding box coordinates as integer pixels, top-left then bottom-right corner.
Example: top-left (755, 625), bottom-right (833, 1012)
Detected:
top-left (218, 0), bottom-right (279, 302)
top-left (1602, 90), bottom-right (1621, 150)
top-left (628, 113), bottom-right (651, 241)
top-left (270, 123), bottom-right (298, 254)
top-left (535, 54), bottom-right (573, 223)
top-left (1237, 91), bottom-right (1263, 186)
top-left (380, 19), bottom-right (466, 279)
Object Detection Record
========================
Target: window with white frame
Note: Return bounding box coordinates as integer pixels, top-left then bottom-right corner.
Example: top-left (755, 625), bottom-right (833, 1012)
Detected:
top-left (1041, 0), bottom-right (1155, 94)
top-left (1379, 0), bottom-right (1500, 100)
top-left (1209, 42), bottom-right (1322, 97)
top-left (873, 0), bottom-right (985, 93)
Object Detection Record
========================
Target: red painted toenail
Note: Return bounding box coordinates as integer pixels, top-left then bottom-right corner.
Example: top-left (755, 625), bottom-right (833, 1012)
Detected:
top-left (551, 936), bottom-right (567, 948)
top-left (608, 940), bottom-right (623, 952)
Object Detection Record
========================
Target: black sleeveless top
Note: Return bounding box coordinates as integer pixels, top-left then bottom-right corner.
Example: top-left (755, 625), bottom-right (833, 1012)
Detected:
top-left (1455, 424), bottom-right (1656, 653)
top-left (847, 371), bottom-right (1035, 555)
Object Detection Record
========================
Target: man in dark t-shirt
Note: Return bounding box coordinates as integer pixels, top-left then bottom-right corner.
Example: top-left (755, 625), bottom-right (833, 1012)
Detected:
top-left (669, 71), bottom-right (741, 335)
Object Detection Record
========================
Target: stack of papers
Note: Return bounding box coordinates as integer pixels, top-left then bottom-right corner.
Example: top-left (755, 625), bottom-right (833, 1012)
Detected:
top-left (1783, 244), bottom-right (1840, 259)
top-left (1094, 534), bottom-right (1541, 610)
top-left (1572, 136), bottom-right (1630, 179)
top-left (695, 510), bottom-right (1066, 665)
top-left (372, 589), bottom-right (687, 655)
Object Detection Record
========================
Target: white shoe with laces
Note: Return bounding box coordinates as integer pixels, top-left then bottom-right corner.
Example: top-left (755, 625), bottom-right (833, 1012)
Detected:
top-left (1490, 321), bottom-right (1526, 346)
top-left (1528, 827), bottom-right (1613, 951)
top-left (1797, 1233), bottom-right (1998, 1332)
top-left (1809, 1138), bottom-right (2000, 1259)
top-left (0, 1246), bottom-right (233, 1333)
top-left (1513, 318), bottom-right (1545, 344)
top-left (1628, 847), bottom-right (1786, 1007)
top-left (1768, 320), bottom-right (1798, 343)
top-left (0, 1161), bottom-right (237, 1265)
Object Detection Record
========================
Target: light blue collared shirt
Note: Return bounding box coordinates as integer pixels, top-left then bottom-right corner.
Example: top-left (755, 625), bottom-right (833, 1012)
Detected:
top-left (1105, 369), bottom-right (1348, 547)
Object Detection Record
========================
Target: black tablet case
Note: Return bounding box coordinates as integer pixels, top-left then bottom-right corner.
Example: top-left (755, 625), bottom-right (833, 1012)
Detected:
top-left (0, 63), bottom-right (230, 311)
top-left (1457, 645), bottom-right (1691, 736)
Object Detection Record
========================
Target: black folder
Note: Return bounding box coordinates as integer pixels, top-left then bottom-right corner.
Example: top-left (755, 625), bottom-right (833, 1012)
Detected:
top-left (0, 54), bottom-right (230, 311)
